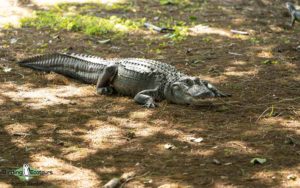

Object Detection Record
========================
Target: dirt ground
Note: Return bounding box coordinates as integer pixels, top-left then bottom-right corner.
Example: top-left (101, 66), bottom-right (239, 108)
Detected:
top-left (0, 0), bottom-right (300, 187)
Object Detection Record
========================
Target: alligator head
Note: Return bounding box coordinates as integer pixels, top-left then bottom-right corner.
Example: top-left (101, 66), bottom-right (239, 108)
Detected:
top-left (164, 77), bottom-right (231, 105)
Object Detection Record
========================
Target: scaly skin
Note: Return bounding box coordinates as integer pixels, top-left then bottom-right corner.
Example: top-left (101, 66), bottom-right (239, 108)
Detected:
top-left (18, 52), bottom-right (230, 107)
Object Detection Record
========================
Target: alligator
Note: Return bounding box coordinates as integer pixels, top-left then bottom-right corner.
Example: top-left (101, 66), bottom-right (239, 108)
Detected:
top-left (18, 53), bottom-right (231, 107)
top-left (286, 2), bottom-right (300, 27)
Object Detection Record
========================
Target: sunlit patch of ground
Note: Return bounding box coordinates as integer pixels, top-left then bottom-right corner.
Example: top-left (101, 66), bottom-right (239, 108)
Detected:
top-left (2, 84), bottom-right (94, 109)
top-left (0, 0), bottom-right (32, 27)
top-left (259, 117), bottom-right (300, 131)
top-left (0, 0), bottom-right (126, 27)
top-left (32, 154), bottom-right (101, 187)
top-left (0, 182), bottom-right (12, 188)
top-left (189, 24), bottom-right (232, 37)
top-left (251, 170), bottom-right (300, 187)
top-left (4, 123), bottom-right (36, 135)
top-left (82, 120), bottom-right (125, 150)
top-left (257, 51), bottom-right (274, 58)
top-left (32, 0), bottom-right (126, 6)
top-left (224, 67), bottom-right (258, 77)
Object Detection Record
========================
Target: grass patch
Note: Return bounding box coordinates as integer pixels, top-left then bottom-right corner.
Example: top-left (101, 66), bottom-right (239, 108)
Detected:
top-left (261, 59), bottom-right (280, 65)
top-left (157, 19), bottom-right (189, 41)
top-left (20, 2), bottom-right (191, 41)
top-left (20, 9), bottom-right (145, 37)
top-left (159, 0), bottom-right (191, 6)
top-left (164, 26), bottom-right (189, 41)
top-left (54, 2), bottom-right (134, 13)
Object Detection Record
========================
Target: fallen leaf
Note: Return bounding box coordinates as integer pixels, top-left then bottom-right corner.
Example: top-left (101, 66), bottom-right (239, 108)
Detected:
top-left (213, 159), bottom-right (221, 165)
top-left (98, 39), bottom-right (111, 44)
top-left (2, 67), bottom-right (12, 72)
top-left (250, 158), bottom-right (267, 165)
top-left (164, 143), bottom-right (176, 150)
top-left (188, 137), bottom-right (204, 143)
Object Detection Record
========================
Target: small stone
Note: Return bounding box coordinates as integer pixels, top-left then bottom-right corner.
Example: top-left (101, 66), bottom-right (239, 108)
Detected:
top-left (287, 174), bottom-right (297, 181)
top-left (0, 157), bottom-right (7, 162)
top-left (213, 159), bottom-right (221, 165)
top-left (189, 137), bottom-right (204, 143)
top-left (144, 179), bottom-right (153, 184)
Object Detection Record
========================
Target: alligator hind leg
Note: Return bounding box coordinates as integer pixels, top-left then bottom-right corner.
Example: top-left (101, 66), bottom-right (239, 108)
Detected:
top-left (134, 88), bottom-right (159, 108)
top-left (96, 64), bottom-right (118, 95)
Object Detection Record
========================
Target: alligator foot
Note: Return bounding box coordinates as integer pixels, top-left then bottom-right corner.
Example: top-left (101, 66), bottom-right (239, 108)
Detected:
top-left (143, 99), bottom-right (158, 108)
top-left (97, 86), bottom-right (114, 95)
top-left (134, 88), bottom-right (159, 108)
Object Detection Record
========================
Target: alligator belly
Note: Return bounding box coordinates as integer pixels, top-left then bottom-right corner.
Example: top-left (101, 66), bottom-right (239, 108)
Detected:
top-left (112, 76), bottom-right (157, 96)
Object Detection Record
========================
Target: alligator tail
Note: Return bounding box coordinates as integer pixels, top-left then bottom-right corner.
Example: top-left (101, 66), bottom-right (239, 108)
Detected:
top-left (18, 53), bottom-right (109, 84)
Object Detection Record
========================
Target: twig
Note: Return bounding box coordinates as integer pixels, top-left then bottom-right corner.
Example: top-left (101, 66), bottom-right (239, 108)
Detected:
top-left (17, 73), bottom-right (25, 79)
top-left (256, 107), bottom-right (272, 122)
top-left (120, 171), bottom-right (150, 188)
top-left (230, 29), bottom-right (249, 35)
top-left (144, 22), bottom-right (175, 33)
top-left (228, 52), bottom-right (243, 56)
top-left (13, 132), bottom-right (31, 136)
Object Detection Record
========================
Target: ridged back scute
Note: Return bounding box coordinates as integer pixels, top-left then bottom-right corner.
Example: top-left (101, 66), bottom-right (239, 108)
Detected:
top-left (116, 58), bottom-right (184, 78)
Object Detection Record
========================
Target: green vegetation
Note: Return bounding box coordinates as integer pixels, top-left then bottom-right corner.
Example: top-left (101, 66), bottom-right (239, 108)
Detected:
top-left (159, 0), bottom-right (191, 6)
top-left (159, 0), bottom-right (180, 5)
top-left (249, 37), bottom-right (260, 45)
top-left (157, 19), bottom-right (189, 41)
top-left (20, 2), bottom-right (192, 41)
top-left (164, 26), bottom-right (189, 41)
top-left (55, 2), bottom-right (133, 12)
top-left (261, 59), bottom-right (280, 65)
top-left (21, 9), bottom-right (145, 36)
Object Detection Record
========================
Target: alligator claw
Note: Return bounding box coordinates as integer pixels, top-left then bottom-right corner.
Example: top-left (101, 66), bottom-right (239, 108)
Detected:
top-left (143, 101), bottom-right (158, 108)
top-left (97, 87), bottom-right (114, 95)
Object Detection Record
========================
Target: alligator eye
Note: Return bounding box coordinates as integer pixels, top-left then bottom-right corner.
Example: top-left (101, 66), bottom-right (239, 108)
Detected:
top-left (201, 80), bottom-right (209, 87)
top-left (184, 79), bottom-right (194, 86)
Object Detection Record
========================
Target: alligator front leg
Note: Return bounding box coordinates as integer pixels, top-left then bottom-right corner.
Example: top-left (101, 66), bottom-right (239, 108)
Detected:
top-left (96, 64), bottom-right (118, 95)
top-left (134, 88), bottom-right (159, 108)
top-left (290, 14), bottom-right (296, 27)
